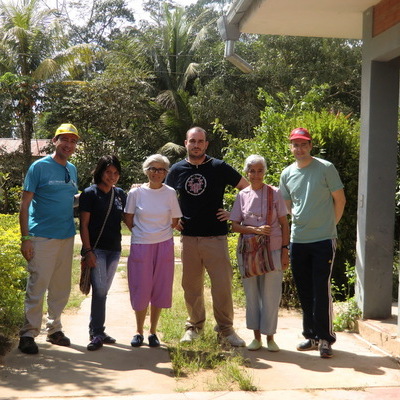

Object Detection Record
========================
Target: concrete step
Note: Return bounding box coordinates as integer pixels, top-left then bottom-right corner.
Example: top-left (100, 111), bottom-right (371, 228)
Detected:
top-left (357, 303), bottom-right (400, 359)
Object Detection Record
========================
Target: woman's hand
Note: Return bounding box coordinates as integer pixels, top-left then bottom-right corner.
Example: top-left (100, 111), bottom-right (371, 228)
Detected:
top-left (255, 225), bottom-right (271, 236)
top-left (83, 251), bottom-right (97, 268)
top-left (281, 249), bottom-right (289, 271)
top-left (174, 219), bottom-right (184, 231)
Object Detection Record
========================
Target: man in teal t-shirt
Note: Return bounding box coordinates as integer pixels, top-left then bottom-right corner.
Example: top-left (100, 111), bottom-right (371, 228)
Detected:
top-left (18, 123), bottom-right (79, 355)
top-left (279, 127), bottom-right (346, 359)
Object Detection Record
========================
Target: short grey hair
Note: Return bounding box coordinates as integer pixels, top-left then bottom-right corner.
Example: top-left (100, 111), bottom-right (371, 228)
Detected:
top-left (142, 154), bottom-right (170, 174)
top-left (243, 154), bottom-right (267, 173)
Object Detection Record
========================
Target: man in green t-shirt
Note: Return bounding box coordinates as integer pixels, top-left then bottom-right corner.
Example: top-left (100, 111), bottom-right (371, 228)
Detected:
top-left (279, 127), bottom-right (346, 358)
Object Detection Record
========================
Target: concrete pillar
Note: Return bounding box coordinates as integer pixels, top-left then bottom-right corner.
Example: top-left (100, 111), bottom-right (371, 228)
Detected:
top-left (355, 9), bottom-right (399, 319)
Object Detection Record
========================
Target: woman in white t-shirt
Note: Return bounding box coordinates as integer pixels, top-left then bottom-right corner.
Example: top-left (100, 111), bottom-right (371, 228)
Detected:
top-left (124, 154), bottom-right (182, 348)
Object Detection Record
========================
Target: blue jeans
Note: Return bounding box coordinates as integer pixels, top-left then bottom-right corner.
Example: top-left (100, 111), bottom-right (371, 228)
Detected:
top-left (89, 249), bottom-right (120, 337)
top-left (290, 240), bottom-right (336, 344)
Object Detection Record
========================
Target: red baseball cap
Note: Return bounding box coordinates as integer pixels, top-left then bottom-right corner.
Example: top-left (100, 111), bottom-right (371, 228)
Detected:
top-left (289, 127), bottom-right (311, 141)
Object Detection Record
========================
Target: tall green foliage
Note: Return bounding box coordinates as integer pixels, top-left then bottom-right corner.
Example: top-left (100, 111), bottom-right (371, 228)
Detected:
top-left (223, 85), bottom-right (360, 297)
top-left (135, 3), bottom-right (213, 144)
top-left (0, 0), bottom-right (98, 172)
top-left (40, 63), bottom-right (163, 189)
top-left (0, 214), bottom-right (27, 344)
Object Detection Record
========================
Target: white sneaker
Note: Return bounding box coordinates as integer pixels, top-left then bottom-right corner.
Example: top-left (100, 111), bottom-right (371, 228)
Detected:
top-left (224, 331), bottom-right (246, 347)
top-left (180, 328), bottom-right (200, 343)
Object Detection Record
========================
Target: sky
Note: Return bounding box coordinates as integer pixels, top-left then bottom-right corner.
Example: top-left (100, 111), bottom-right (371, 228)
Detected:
top-left (130, 0), bottom-right (198, 22)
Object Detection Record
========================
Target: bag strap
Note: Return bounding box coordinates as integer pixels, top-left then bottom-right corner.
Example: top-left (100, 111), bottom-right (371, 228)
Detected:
top-left (265, 185), bottom-right (275, 269)
top-left (266, 184), bottom-right (273, 226)
top-left (93, 188), bottom-right (115, 250)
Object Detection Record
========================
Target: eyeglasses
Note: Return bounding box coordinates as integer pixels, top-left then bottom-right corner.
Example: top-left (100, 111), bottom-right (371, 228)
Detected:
top-left (146, 167), bottom-right (168, 174)
top-left (65, 167), bottom-right (71, 183)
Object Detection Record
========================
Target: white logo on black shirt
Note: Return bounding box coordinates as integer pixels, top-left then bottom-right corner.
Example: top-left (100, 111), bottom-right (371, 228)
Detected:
top-left (185, 174), bottom-right (206, 196)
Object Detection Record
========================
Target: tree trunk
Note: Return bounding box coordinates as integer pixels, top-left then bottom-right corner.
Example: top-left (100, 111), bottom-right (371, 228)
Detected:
top-left (21, 118), bottom-right (33, 176)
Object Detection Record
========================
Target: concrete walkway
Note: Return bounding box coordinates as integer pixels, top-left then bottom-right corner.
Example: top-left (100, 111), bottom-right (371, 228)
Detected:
top-left (1, 244), bottom-right (400, 399)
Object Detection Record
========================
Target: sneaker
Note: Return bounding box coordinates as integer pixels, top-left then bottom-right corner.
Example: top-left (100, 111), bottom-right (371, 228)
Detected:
top-left (267, 339), bottom-right (280, 352)
top-left (247, 339), bottom-right (262, 351)
top-left (87, 336), bottom-right (103, 351)
top-left (148, 334), bottom-right (160, 347)
top-left (296, 338), bottom-right (319, 351)
top-left (18, 336), bottom-right (39, 354)
top-left (131, 334), bottom-right (144, 347)
top-left (46, 331), bottom-right (71, 347)
top-left (180, 328), bottom-right (200, 343)
top-left (224, 331), bottom-right (246, 347)
top-left (319, 339), bottom-right (333, 358)
top-left (90, 333), bottom-right (116, 344)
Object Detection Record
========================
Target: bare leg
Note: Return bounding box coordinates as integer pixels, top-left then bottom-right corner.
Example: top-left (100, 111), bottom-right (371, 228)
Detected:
top-left (254, 329), bottom-right (261, 341)
top-left (135, 307), bottom-right (148, 335)
top-left (150, 305), bottom-right (162, 334)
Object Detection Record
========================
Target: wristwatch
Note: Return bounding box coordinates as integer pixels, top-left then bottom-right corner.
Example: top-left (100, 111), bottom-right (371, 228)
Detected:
top-left (282, 245), bottom-right (290, 249)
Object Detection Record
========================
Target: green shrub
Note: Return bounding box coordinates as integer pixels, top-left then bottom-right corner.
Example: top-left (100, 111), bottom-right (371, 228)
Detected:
top-left (227, 233), bottom-right (246, 308)
top-left (0, 214), bottom-right (27, 345)
top-left (222, 85), bottom-right (360, 299)
top-left (333, 298), bottom-right (361, 332)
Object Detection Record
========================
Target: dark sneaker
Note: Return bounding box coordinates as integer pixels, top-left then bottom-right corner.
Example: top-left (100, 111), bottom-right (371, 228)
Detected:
top-left (87, 336), bottom-right (103, 351)
top-left (297, 338), bottom-right (319, 351)
top-left (46, 331), bottom-right (71, 347)
top-left (18, 336), bottom-right (39, 354)
top-left (90, 333), bottom-right (116, 344)
top-left (319, 340), bottom-right (333, 358)
top-left (131, 334), bottom-right (144, 347)
top-left (148, 334), bottom-right (160, 348)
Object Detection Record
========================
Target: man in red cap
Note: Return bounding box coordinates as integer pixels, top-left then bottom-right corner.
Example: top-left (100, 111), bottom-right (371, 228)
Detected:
top-left (279, 127), bottom-right (346, 358)
top-left (18, 123), bottom-right (79, 354)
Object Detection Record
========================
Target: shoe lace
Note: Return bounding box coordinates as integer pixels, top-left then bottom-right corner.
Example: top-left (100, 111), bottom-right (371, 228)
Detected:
top-left (91, 336), bottom-right (103, 344)
top-left (321, 340), bottom-right (330, 350)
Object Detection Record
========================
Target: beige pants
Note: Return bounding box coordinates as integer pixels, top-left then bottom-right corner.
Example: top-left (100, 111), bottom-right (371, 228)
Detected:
top-left (181, 235), bottom-right (234, 336)
top-left (20, 236), bottom-right (74, 338)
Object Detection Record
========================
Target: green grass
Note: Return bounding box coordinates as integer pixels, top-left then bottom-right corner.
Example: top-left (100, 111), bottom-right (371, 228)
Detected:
top-left (159, 263), bottom-right (257, 392)
top-left (66, 246), bottom-right (87, 310)
top-left (121, 225), bottom-right (131, 236)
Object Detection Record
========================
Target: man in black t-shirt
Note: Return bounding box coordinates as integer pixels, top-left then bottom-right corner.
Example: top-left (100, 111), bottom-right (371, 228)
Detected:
top-left (166, 127), bottom-right (248, 346)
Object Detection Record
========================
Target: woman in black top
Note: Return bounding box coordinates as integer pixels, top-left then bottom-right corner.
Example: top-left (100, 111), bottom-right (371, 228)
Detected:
top-left (79, 155), bottom-right (126, 351)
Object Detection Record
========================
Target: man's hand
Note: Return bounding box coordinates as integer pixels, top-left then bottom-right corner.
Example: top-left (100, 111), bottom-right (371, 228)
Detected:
top-left (21, 240), bottom-right (34, 261)
top-left (216, 208), bottom-right (230, 221)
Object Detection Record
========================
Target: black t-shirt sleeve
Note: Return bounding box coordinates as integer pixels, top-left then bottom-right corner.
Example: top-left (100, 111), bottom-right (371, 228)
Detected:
top-left (79, 187), bottom-right (94, 213)
top-left (165, 165), bottom-right (177, 188)
top-left (219, 160), bottom-right (242, 188)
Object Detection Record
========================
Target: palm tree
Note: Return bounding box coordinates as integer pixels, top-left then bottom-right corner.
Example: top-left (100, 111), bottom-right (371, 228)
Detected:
top-left (0, 0), bottom-right (96, 171)
top-left (138, 3), bottom-right (212, 144)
